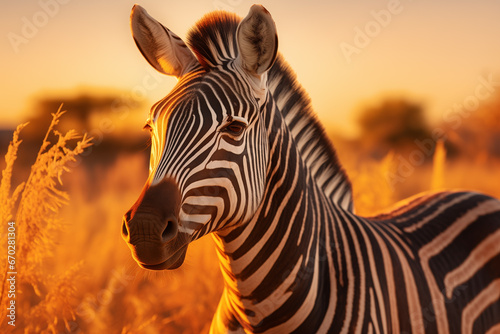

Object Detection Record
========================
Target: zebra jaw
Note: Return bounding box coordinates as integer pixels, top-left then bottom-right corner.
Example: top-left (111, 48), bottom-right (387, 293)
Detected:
top-left (135, 243), bottom-right (189, 270)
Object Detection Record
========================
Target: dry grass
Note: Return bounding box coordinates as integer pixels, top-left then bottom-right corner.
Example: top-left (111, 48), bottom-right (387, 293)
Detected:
top-left (430, 139), bottom-right (446, 191)
top-left (0, 108), bottom-right (92, 333)
top-left (348, 151), bottom-right (396, 215)
top-left (1, 110), bottom-right (499, 332)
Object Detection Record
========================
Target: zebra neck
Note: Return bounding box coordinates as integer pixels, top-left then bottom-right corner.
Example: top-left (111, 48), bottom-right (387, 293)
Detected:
top-left (211, 102), bottom-right (347, 331)
top-left (268, 56), bottom-right (353, 212)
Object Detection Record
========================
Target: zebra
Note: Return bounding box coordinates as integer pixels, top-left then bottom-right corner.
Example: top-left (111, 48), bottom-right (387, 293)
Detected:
top-left (122, 4), bottom-right (500, 333)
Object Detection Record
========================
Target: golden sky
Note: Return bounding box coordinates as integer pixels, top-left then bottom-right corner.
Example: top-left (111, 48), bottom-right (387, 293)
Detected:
top-left (1, 0), bottom-right (500, 136)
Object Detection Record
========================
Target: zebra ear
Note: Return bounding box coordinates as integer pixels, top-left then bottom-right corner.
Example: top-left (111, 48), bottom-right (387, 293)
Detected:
top-left (130, 5), bottom-right (198, 77)
top-left (236, 5), bottom-right (278, 76)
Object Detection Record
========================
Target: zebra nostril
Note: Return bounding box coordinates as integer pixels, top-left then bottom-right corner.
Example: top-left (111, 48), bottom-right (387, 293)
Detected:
top-left (161, 216), bottom-right (178, 243)
top-left (122, 219), bottom-right (129, 239)
top-left (124, 209), bottom-right (133, 222)
top-left (122, 222), bottom-right (128, 239)
top-left (122, 210), bottom-right (133, 240)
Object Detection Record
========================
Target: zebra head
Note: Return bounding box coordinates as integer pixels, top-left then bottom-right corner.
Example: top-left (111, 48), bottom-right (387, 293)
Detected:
top-left (122, 5), bottom-right (278, 270)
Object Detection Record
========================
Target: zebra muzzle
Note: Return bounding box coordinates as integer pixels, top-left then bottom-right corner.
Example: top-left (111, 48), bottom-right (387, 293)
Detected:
top-left (122, 177), bottom-right (187, 270)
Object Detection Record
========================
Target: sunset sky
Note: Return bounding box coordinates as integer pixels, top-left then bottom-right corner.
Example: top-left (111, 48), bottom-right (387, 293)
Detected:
top-left (1, 0), bottom-right (500, 136)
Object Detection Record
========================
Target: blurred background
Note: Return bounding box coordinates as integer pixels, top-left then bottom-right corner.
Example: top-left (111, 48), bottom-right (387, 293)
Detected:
top-left (1, 0), bottom-right (500, 332)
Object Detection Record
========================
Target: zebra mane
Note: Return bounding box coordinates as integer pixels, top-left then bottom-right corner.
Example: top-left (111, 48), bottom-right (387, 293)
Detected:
top-left (187, 12), bottom-right (353, 210)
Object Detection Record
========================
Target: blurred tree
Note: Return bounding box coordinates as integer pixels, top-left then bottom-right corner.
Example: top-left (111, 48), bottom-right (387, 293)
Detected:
top-left (448, 93), bottom-right (500, 159)
top-left (357, 98), bottom-right (432, 158)
top-left (14, 91), bottom-right (149, 180)
top-left (24, 92), bottom-right (142, 141)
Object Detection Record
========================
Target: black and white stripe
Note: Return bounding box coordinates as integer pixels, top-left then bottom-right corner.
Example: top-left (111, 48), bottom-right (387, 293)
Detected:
top-left (130, 6), bottom-right (500, 333)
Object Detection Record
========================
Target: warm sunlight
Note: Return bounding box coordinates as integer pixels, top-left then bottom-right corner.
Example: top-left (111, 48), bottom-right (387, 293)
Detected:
top-left (2, 1), bottom-right (500, 134)
top-left (1, 1), bottom-right (500, 333)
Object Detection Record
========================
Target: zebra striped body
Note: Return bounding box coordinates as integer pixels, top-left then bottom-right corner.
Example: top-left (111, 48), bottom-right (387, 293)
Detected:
top-left (123, 5), bottom-right (500, 333)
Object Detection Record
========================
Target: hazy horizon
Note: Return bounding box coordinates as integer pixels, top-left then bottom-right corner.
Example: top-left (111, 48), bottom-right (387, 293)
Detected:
top-left (2, 0), bottom-right (500, 137)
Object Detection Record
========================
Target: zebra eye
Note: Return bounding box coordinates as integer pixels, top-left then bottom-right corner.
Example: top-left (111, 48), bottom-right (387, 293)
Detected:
top-left (143, 123), bottom-right (153, 132)
top-left (223, 121), bottom-right (246, 136)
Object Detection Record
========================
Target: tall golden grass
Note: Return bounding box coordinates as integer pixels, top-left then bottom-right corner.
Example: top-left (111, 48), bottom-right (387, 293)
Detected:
top-left (0, 108), bottom-right (92, 332)
top-left (1, 109), bottom-right (499, 332)
top-left (430, 139), bottom-right (446, 191)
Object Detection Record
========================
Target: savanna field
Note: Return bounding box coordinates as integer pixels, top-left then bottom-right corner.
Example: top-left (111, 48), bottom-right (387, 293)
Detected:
top-left (0, 91), bottom-right (499, 333)
top-left (2, 2), bottom-right (500, 333)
